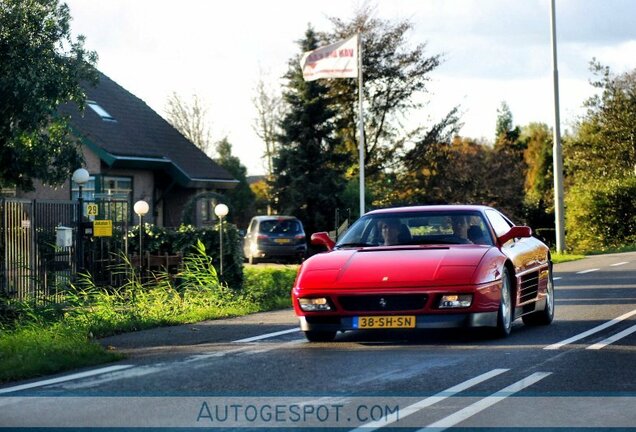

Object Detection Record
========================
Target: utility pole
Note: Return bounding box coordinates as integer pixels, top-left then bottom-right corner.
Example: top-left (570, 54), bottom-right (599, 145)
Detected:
top-left (550, 0), bottom-right (566, 253)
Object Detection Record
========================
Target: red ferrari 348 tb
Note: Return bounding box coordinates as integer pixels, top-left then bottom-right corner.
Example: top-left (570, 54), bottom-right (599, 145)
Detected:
top-left (292, 205), bottom-right (554, 342)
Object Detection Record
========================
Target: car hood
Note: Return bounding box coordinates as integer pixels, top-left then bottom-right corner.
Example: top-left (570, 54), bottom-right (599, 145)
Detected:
top-left (296, 246), bottom-right (491, 289)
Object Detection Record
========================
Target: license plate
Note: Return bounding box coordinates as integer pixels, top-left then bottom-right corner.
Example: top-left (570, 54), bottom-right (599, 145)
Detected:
top-left (354, 315), bottom-right (416, 329)
top-left (274, 238), bottom-right (291, 244)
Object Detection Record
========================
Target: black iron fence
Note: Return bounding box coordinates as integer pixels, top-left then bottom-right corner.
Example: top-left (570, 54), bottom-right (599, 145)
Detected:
top-left (0, 197), bottom-right (129, 301)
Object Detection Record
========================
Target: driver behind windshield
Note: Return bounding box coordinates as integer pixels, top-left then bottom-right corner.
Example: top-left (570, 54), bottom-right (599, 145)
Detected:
top-left (380, 219), bottom-right (402, 245)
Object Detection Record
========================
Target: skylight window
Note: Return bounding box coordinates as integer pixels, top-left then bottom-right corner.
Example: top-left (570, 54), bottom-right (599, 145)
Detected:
top-left (87, 101), bottom-right (116, 122)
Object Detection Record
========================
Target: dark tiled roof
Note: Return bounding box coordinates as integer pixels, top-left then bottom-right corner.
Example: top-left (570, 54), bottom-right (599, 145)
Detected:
top-left (59, 71), bottom-right (237, 189)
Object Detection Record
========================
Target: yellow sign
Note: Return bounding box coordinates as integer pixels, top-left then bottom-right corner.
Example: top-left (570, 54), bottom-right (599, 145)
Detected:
top-left (93, 220), bottom-right (113, 237)
top-left (86, 203), bottom-right (98, 217)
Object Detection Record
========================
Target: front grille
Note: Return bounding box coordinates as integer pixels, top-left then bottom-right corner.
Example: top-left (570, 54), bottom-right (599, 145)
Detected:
top-left (519, 271), bottom-right (540, 303)
top-left (338, 294), bottom-right (428, 312)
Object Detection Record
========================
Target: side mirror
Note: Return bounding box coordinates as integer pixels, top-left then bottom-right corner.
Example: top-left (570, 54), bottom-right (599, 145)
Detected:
top-left (498, 226), bottom-right (532, 246)
top-left (311, 232), bottom-right (335, 251)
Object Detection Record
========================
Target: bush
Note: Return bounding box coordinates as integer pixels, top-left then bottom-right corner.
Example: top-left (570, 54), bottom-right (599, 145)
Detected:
top-left (127, 223), bottom-right (244, 289)
top-left (565, 178), bottom-right (636, 253)
top-left (241, 266), bottom-right (297, 310)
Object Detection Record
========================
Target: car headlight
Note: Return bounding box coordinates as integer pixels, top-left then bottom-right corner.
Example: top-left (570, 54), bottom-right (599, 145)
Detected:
top-left (299, 297), bottom-right (332, 311)
top-left (439, 294), bottom-right (472, 309)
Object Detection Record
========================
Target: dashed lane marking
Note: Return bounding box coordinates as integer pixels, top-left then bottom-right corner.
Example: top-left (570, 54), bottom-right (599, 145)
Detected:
top-left (545, 308), bottom-right (636, 350)
top-left (587, 323), bottom-right (636, 350)
top-left (418, 372), bottom-right (552, 432)
top-left (576, 268), bottom-right (600, 274)
top-left (232, 328), bottom-right (300, 343)
top-left (0, 365), bottom-right (133, 395)
top-left (349, 368), bottom-right (509, 432)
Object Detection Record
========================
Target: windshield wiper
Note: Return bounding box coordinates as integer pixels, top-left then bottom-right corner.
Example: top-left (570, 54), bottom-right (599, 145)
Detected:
top-left (336, 242), bottom-right (375, 248)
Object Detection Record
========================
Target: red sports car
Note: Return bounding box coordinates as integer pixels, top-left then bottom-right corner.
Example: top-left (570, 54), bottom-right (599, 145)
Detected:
top-left (292, 205), bottom-right (554, 342)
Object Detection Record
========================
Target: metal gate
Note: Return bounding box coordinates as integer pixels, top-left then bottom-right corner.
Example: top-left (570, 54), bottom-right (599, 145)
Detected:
top-left (81, 199), bottom-right (130, 287)
top-left (0, 198), bottom-right (77, 300)
top-left (0, 198), bottom-right (130, 300)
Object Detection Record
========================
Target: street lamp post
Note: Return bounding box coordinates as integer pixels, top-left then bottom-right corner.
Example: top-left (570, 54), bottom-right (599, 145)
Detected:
top-left (72, 168), bottom-right (90, 271)
top-left (133, 200), bottom-right (149, 276)
top-left (214, 203), bottom-right (229, 276)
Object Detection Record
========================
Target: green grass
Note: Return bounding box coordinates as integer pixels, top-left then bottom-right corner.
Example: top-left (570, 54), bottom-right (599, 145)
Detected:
top-left (0, 323), bottom-right (122, 382)
top-left (0, 244), bottom-right (298, 383)
top-left (550, 244), bottom-right (636, 264)
top-left (551, 252), bottom-right (586, 264)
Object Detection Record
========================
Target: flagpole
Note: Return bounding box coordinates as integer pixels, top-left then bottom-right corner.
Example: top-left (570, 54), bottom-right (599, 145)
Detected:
top-left (357, 32), bottom-right (365, 217)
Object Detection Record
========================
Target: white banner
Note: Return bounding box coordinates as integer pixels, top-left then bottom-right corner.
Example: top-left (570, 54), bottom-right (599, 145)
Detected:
top-left (2, 395), bottom-right (636, 428)
top-left (300, 34), bottom-right (358, 81)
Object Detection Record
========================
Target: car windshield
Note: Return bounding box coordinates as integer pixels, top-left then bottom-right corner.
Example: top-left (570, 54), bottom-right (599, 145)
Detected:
top-left (335, 210), bottom-right (494, 248)
top-left (259, 219), bottom-right (302, 235)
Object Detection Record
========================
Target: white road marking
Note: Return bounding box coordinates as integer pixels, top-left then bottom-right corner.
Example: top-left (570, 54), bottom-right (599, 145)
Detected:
top-left (419, 372), bottom-right (552, 431)
top-left (587, 324), bottom-right (636, 350)
top-left (232, 328), bottom-right (300, 343)
top-left (556, 298), bottom-right (636, 302)
top-left (610, 262), bottom-right (629, 267)
top-left (553, 276), bottom-right (562, 280)
top-left (576, 268), bottom-right (600, 274)
top-left (349, 368), bottom-right (509, 431)
top-left (0, 365), bottom-right (132, 395)
top-left (545, 308), bottom-right (636, 350)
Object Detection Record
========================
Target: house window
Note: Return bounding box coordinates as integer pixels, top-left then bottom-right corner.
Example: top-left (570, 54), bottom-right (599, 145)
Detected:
top-left (71, 176), bottom-right (96, 202)
top-left (101, 176), bottom-right (132, 222)
top-left (102, 176), bottom-right (132, 201)
top-left (87, 100), bottom-right (116, 122)
top-left (200, 198), bottom-right (218, 224)
top-left (71, 175), bottom-right (133, 222)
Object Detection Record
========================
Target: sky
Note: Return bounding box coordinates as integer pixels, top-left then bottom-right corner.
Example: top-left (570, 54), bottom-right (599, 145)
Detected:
top-left (64, 0), bottom-right (636, 176)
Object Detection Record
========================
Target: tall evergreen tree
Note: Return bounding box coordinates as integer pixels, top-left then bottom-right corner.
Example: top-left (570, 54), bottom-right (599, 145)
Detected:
top-left (272, 27), bottom-right (347, 234)
top-left (215, 137), bottom-right (255, 228)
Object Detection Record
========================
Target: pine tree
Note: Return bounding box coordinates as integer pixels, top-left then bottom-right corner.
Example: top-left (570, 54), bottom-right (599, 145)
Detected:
top-left (272, 27), bottom-right (347, 235)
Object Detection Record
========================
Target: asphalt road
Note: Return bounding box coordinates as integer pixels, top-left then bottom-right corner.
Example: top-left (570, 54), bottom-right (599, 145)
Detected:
top-left (2, 251), bottom-right (636, 430)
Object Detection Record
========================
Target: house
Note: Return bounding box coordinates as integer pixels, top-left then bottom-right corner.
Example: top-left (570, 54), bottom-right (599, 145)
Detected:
top-left (16, 71), bottom-right (238, 227)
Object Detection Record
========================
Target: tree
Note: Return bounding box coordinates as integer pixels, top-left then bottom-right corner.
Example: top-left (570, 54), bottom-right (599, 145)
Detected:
top-left (272, 26), bottom-right (347, 234)
top-left (165, 92), bottom-right (212, 155)
top-left (566, 60), bottom-right (636, 181)
top-left (519, 122), bottom-right (555, 238)
top-left (0, 0), bottom-right (97, 190)
top-left (520, 123), bottom-right (553, 205)
top-left (564, 61), bottom-right (636, 251)
top-left (214, 137), bottom-right (255, 228)
top-left (252, 75), bottom-right (283, 214)
top-left (491, 102), bottom-right (525, 220)
top-left (252, 76), bottom-right (283, 179)
top-left (325, 4), bottom-right (447, 179)
top-left (386, 108), bottom-right (462, 207)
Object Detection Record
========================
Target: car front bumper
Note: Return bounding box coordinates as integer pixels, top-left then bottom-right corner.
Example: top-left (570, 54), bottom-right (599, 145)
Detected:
top-left (299, 311), bottom-right (498, 332)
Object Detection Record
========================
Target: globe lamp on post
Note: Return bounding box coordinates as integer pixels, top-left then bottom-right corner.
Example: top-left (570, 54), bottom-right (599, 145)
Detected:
top-left (134, 200), bottom-right (150, 275)
top-left (214, 203), bottom-right (229, 276)
top-left (72, 168), bottom-right (90, 271)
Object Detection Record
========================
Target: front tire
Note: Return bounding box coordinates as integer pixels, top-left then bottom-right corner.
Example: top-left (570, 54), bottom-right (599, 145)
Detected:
top-left (303, 330), bottom-right (336, 342)
top-left (493, 267), bottom-right (513, 338)
top-left (522, 262), bottom-right (555, 326)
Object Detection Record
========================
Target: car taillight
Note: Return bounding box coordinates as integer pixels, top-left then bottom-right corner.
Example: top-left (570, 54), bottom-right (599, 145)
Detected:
top-left (257, 234), bottom-right (269, 240)
top-left (294, 234), bottom-right (305, 240)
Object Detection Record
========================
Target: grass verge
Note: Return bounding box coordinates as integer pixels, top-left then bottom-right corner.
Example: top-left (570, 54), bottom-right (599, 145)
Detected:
top-left (0, 244), bottom-right (297, 383)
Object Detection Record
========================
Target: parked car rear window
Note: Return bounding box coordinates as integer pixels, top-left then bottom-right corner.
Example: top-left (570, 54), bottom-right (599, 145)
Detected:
top-left (259, 219), bottom-right (302, 234)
